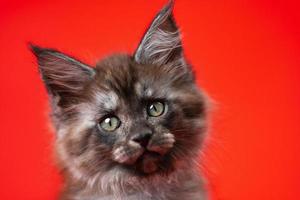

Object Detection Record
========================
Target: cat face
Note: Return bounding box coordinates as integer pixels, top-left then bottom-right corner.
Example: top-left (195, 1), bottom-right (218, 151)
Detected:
top-left (31, 1), bottom-right (208, 180)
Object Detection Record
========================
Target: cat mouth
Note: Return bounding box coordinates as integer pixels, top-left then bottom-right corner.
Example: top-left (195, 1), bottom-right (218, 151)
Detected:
top-left (114, 147), bottom-right (171, 175)
top-left (135, 151), bottom-right (162, 174)
top-left (112, 135), bottom-right (175, 174)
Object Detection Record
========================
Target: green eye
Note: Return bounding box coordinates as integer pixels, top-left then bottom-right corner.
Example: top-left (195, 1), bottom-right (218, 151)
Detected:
top-left (99, 116), bottom-right (120, 132)
top-left (147, 101), bottom-right (165, 117)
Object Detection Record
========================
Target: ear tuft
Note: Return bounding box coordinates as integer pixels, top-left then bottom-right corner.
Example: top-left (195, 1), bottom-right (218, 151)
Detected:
top-left (29, 44), bottom-right (95, 107)
top-left (28, 43), bottom-right (44, 56)
top-left (134, 0), bottom-right (184, 67)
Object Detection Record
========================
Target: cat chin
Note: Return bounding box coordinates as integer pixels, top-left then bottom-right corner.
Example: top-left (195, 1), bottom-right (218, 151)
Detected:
top-left (116, 151), bottom-right (174, 176)
top-left (136, 151), bottom-right (161, 174)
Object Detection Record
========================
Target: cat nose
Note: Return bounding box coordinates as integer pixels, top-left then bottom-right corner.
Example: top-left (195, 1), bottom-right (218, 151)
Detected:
top-left (132, 132), bottom-right (152, 148)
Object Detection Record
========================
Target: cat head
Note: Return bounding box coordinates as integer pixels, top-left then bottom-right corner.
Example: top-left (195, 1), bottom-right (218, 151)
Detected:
top-left (31, 0), bottom-right (208, 183)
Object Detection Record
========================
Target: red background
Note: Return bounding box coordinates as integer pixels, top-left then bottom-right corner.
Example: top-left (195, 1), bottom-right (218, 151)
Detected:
top-left (0, 0), bottom-right (299, 199)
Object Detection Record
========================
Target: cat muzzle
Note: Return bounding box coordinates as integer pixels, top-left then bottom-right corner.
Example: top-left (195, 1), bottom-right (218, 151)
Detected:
top-left (112, 133), bottom-right (175, 174)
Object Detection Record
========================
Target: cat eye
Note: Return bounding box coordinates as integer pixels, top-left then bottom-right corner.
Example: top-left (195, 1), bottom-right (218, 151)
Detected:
top-left (99, 116), bottom-right (120, 132)
top-left (147, 101), bottom-right (165, 117)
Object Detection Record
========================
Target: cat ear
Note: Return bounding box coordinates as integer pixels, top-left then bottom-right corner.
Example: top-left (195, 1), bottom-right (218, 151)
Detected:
top-left (30, 44), bottom-right (95, 106)
top-left (134, 0), bottom-right (184, 67)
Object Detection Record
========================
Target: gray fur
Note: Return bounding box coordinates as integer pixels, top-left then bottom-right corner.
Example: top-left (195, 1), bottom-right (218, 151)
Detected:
top-left (30, 1), bottom-right (209, 199)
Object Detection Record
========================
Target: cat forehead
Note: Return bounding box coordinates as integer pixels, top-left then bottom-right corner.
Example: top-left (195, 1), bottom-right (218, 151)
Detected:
top-left (89, 85), bottom-right (158, 111)
top-left (95, 54), bottom-right (132, 67)
top-left (94, 55), bottom-right (170, 93)
top-left (89, 54), bottom-right (187, 111)
top-left (90, 80), bottom-right (168, 110)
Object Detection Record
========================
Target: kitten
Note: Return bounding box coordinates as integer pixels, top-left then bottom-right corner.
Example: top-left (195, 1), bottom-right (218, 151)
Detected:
top-left (31, 1), bottom-right (209, 199)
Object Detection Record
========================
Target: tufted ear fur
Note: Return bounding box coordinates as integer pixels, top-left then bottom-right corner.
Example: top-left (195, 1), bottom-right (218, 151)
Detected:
top-left (30, 44), bottom-right (95, 107)
top-left (134, 0), bottom-right (185, 69)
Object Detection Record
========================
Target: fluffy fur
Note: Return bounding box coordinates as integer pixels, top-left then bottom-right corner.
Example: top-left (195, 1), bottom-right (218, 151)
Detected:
top-left (31, 1), bottom-right (209, 199)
